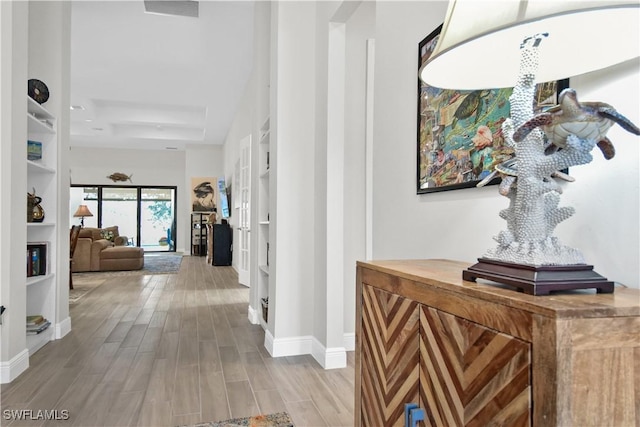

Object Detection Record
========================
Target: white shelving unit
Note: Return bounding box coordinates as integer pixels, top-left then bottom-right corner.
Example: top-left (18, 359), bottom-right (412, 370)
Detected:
top-left (257, 118), bottom-right (271, 329)
top-left (25, 97), bottom-right (58, 356)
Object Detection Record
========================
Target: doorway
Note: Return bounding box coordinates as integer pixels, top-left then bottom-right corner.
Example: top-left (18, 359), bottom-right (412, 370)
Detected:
top-left (70, 185), bottom-right (177, 252)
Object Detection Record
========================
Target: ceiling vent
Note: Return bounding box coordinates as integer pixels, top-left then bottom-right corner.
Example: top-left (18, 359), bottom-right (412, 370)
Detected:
top-left (144, 1), bottom-right (199, 18)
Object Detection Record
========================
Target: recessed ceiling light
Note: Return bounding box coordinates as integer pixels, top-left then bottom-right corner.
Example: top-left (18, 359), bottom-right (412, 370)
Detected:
top-left (70, 105), bottom-right (85, 110)
top-left (85, 119), bottom-right (93, 122)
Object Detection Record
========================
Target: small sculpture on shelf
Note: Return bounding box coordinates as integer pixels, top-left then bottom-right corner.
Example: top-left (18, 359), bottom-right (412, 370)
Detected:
top-left (27, 188), bottom-right (44, 223)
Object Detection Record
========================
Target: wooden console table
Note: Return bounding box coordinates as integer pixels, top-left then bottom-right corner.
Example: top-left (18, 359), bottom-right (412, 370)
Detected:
top-left (355, 259), bottom-right (639, 426)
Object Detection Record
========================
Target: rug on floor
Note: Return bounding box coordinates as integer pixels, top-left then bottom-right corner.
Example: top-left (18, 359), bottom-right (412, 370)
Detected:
top-left (143, 253), bottom-right (183, 273)
top-left (73, 253), bottom-right (183, 278)
top-left (69, 277), bottom-right (107, 303)
top-left (179, 412), bottom-right (293, 427)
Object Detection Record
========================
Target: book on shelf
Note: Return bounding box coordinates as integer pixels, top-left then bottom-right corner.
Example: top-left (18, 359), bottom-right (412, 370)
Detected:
top-left (26, 318), bottom-right (50, 335)
top-left (26, 315), bottom-right (45, 326)
top-left (26, 242), bottom-right (48, 277)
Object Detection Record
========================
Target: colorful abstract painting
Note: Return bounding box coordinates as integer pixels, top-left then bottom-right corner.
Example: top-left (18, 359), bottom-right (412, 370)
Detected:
top-left (417, 25), bottom-right (567, 194)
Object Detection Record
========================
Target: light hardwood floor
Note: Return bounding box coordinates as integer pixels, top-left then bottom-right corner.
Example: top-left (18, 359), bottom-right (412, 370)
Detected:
top-left (1, 256), bottom-right (354, 426)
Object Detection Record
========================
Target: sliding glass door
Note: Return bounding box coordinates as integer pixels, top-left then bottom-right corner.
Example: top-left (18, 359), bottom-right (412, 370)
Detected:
top-left (70, 185), bottom-right (177, 252)
top-left (102, 187), bottom-right (138, 246)
top-left (140, 188), bottom-right (176, 251)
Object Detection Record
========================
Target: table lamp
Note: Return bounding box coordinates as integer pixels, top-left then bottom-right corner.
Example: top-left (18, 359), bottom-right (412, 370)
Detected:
top-left (420, 0), bottom-right (640, 295)
top-left (73, 205), bottom-right (93, 227)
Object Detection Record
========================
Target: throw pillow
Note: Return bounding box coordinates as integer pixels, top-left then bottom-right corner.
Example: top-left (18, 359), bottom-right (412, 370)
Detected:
top-left (100, 229), bottom-right (115, 241)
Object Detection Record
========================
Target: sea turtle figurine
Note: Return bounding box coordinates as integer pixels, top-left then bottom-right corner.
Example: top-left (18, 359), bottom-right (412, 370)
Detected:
top-left (513, 88), bottom-right (640, 159)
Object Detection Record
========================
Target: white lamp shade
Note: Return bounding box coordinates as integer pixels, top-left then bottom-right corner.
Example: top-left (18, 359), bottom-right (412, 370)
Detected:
top-left (420, 0), bottom-right (640, 90)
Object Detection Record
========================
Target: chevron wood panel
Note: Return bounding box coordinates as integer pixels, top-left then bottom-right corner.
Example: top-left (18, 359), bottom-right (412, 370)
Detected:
top-left (419, 306), bottom-right (531, 427)
top-left (361, 284), bottom-right (420, 426)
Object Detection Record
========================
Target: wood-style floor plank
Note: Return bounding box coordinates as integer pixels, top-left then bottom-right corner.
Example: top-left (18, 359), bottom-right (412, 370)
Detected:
top-left (1, 256), bottom-right (354, 426)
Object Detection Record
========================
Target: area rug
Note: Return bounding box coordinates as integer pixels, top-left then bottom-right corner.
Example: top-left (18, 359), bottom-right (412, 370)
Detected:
top-left (143, 253), bottom-right (183, 273)
top-left (179, 412), bottom-right (293, 427)
top-left (73, 254), bottom-right (183, 278)
top-left (69, 277), bottom-right (107, 304)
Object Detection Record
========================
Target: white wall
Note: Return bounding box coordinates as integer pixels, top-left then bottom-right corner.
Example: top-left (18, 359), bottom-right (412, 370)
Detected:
top-left (372, 1), bottom-right (639, 289)
top-left (69, 145), bottom-right (225, 254)
top-left (343, 0), bottom-right (375, 341)
top-left (0, 0), bottom-right (29, 374)
top-left (0, 1), bottom-right (72, 382)
top-left (271, 1), bottom-right (317, 340)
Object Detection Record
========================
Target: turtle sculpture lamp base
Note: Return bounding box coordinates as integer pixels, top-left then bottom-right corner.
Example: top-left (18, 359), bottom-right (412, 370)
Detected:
top-left (461, 33), bottom-right (639, 295)
top-left (463, 259), bottom-right (614, 296)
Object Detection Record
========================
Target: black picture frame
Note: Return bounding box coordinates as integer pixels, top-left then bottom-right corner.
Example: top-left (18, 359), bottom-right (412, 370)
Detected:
top-left (417, 25), bottom-right (569, 194)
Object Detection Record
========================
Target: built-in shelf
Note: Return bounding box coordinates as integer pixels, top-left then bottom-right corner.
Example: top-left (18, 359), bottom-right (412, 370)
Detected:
top-left (25, 93), bottom-right (58, 361)
top-left (27, 222), bottom-right (55, 229)
top-left (27, 160), bottom-right (55, 174)
top-left (255, 116), bottom-right (272, 331)
top-left (260, 128), bottom-right (270, 144)
top-left (26, 273), bottom-right (55, 287)
top-left (27, 97), bottom-right (54, 119)
top-left (27, 114), bottom-right (55, 134)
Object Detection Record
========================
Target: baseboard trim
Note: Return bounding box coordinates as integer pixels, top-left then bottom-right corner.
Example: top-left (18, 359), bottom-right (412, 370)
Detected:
top-left (0, 349), bottom-right (29, 384)
top-left (263, 332), bottom-right (352, 369)
top-left (263, 333), bottom-right (348, 369)
top-left (343, 332), bottom-right (355, 351)
top-left (56, 316), bottom-right (72, 339)
top-left (247, 305), bottom-right (260, 325)
top-left (312, 337), bottom-right (347, 369)
top-left (264, 329), bottom-right (275, 355)
top-left (268, 334), bottom-right (313, 358)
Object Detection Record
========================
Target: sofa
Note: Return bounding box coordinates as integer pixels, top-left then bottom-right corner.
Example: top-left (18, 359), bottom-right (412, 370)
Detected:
top-left (72, 226), bottom-right (144, 272)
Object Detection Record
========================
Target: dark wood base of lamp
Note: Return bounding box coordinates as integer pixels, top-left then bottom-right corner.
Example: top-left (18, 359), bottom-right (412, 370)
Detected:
top-left (463, 258), bottom-right (614, 295)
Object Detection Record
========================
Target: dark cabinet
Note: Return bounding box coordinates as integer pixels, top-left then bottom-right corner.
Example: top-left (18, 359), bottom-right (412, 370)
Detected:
top-left (211, 223), bottom-right (232, 266)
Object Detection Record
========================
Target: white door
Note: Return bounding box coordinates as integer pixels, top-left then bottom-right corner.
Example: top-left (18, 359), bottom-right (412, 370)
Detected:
top-left (238, 135), bottom-right (251, 286)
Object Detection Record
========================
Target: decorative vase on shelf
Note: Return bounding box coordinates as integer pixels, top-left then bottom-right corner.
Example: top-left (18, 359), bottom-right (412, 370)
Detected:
top-left (27, 189), bottom-right (44, 223)
top-left (32, 199), bottom-right (45, 222)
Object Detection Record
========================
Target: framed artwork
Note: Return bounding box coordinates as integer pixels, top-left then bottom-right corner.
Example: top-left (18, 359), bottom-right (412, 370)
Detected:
top-left (417, 25), bottom-right (569, 194)
top-left (191, 177), bottom-right (217, 212)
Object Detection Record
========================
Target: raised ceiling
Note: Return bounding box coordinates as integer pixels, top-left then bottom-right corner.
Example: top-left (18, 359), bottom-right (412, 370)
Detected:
top-left (70, 1), bottom-right (255, 151)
